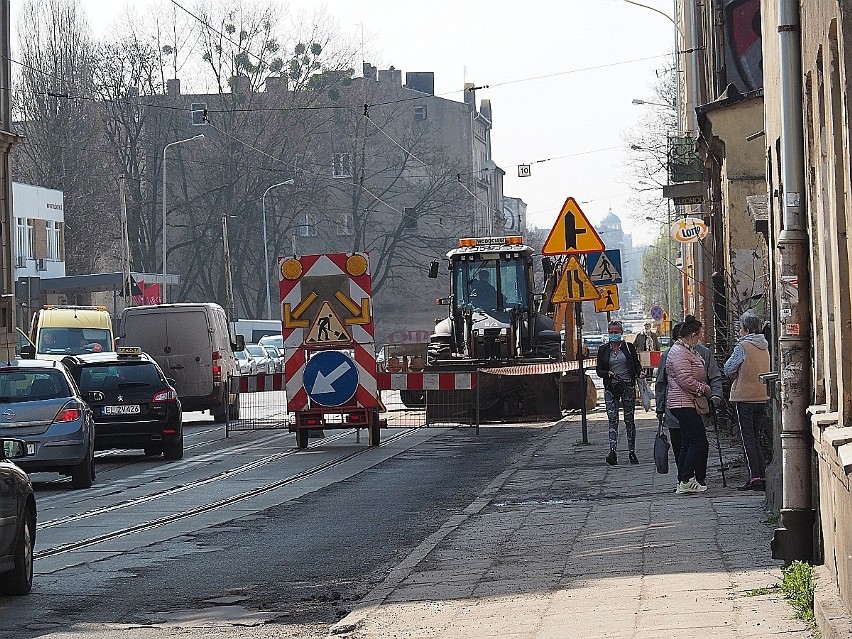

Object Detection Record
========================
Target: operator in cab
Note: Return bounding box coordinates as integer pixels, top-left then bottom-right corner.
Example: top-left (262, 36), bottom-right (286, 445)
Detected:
top-left (469, 270), bottom-right (497, 310)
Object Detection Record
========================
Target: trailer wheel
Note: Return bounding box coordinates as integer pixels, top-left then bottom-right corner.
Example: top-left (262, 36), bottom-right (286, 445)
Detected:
top-left (295, 429), bottom-right (309, 450)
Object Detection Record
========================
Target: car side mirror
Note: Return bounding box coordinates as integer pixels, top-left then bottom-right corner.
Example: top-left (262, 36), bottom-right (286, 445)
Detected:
top-left (428, 261), bottom-right (439, 279)
top-left (1, 438), bottom-right (28, 459)
top-left (20, 344), bottom-right (35, 359)
top-left (233, 335), bottom-right (245, 351)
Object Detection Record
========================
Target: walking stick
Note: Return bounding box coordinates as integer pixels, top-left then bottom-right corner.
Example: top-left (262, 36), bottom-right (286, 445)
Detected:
top-left (710, 403), bottom-right (728, 487)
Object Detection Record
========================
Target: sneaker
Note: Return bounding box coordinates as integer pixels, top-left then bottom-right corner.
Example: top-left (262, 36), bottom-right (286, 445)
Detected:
top-left (695, 481), bottom-right (708, 492)
top-left (628, 451), bottom-right (639, 464)
top-left (676, 479), bottom-right (702, 494)
top-left (606, 450), bottom-right (618, 466)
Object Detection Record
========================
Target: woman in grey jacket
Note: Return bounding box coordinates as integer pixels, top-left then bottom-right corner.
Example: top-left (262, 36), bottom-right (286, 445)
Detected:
top-left (724, 311), bottom-right (771, 491)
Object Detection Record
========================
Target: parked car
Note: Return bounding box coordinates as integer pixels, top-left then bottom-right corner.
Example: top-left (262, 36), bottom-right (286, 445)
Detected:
top-left (234, 349), bottom-right (255, 376)
top-left (0, 359), bottom-right (96, 488)
top-left (62, 347), bottom-right (183, 460)
top-left (245, 344), bottom-right (273, 375)
top-left (258, 334), bottom-right (283, 355)
top-left (262, 345), bottom-right (283, 373)
top-left (0, 438), bottom-right (36, 596)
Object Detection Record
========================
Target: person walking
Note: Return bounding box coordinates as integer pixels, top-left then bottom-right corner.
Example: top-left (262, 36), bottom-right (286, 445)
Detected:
top-left (635, 322), bottom-right (660, 378)
top-left (724, 311), bottom-right (771, 491)
top-left (665, 315), bottom-right (711, 494)
top-left (596, 320), bottom-right (643, 466)
top-left (656, 322), bottom-right (722, 484)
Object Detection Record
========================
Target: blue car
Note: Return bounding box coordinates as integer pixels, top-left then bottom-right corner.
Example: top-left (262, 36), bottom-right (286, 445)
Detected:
top-left (0, 360), bottom-right (96, 489)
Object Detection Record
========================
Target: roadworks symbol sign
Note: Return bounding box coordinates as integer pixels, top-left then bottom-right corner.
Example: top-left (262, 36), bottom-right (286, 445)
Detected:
top-left (306, 302), bottom-right (351, 344)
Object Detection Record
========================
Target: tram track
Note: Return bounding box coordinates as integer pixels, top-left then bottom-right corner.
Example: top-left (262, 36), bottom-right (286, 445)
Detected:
top-left (34, 427), bottom-right (417, 559)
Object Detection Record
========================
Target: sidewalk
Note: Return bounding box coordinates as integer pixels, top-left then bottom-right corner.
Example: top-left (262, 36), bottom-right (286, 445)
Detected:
top-left (330, 408), bottom-right (812, 639)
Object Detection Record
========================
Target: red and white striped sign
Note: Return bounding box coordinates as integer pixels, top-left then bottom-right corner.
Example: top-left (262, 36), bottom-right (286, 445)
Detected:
top-left (233, 373), bottom-right (286, 393)
top-left (279, 252), bottom-right (377, 412)
top-left (377, 372), bottom-right (476, 391)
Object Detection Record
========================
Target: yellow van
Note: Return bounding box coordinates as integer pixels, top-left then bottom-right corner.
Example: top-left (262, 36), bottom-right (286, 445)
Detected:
top-left (27, 306), bottom-right (114, 360)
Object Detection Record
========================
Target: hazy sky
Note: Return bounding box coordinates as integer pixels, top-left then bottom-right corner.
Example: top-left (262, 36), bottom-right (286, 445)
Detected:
top-left (9, 0), bottom-right (677, 245)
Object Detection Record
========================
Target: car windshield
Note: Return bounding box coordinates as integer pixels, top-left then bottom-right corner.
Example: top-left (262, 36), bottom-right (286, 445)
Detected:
top-left (39, 327), bottom-right (112, 355)
top-left (235, 350), bottom-right (248, 361)
top-left (259, 335), bottom-right (283, 349)
top-left (76, 362), bottom-right (162, 391)
top-left (246, 345), bottom-right (265, 357)
top-left (263, 347), bottom-right (278, 358)
top-left (0, 369), bottom-right (70, 403)
top-left (454, 257), bottom-right (528, 312)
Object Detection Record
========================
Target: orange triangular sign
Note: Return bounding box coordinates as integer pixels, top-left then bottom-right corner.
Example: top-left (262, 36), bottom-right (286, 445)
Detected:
top-left (542, 197), bottom-right (606, 255)
top-left (305, 302), bottom-right (351, 344)
top-left (551, 256), bottom-right (602, 303)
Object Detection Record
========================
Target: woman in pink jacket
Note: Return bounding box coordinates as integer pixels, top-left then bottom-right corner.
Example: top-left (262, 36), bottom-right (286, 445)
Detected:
top-left (665, 315), bottom-right (711, 495)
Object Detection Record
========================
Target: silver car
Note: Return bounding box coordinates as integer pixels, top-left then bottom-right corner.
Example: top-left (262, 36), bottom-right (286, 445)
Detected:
top-left (0, 359), bottom-right (96, 489)
top-left (245, 344), bottom-right (272, 375)
top-left (262, 345), bottom-right (283, 373)
top-left (234, 349), bottom-right (255, 376)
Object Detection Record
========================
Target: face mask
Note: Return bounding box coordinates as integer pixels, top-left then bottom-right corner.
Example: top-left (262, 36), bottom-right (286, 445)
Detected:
top-left (608, 333), bottom-right (622, 343)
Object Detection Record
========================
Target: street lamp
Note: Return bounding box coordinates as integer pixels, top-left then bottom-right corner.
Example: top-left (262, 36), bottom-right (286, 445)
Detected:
top-left (631, 98), bottom-right (672, 108)
top-left (261, 179), bottom-right (295, 320)
top-left (162, 134), bottom-right (204, 303)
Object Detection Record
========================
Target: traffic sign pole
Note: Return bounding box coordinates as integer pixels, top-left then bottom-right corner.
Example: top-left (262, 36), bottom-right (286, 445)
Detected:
top-left (576, 302), bottom-right (588, 444)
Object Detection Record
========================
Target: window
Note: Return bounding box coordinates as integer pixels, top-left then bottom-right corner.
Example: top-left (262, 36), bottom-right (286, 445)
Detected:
top-left (15, 217), bottom-right (33, 262)
top-left (298, 213), bottom-right (317, 237)
top-left (414, 105), bottom-right (427, 121)
top-left (402, 206), bottom-right (417, 229)
top-left (47, 220), bottom-right (61, 260)
top-left (333, 153), bottom-right (352, 178)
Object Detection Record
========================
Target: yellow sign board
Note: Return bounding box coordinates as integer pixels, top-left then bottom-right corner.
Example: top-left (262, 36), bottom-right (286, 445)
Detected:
top-left (305, 302), bottom-right (351, 344)
top-left (594, 285), bottom-right (620, 312)
top-left (551, 256), bottom-right (601, 303)
top-left (542, 197), bottom-right (606, 255)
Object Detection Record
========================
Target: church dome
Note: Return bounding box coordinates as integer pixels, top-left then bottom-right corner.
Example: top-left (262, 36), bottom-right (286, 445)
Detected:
top-left (600, 207), bottom-right (622, 229)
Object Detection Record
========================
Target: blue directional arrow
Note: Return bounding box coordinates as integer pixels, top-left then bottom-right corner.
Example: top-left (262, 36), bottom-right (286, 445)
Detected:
top-left (303, 351), bottom-right (359, 407)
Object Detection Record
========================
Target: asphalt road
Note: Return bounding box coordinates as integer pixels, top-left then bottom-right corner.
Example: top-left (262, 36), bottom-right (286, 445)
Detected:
top-left (0, 408), bottom-right (545, 639)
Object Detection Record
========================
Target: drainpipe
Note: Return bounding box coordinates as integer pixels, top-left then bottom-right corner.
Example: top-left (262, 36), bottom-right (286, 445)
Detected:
top-left (770, 0), bottom-right (815, 563)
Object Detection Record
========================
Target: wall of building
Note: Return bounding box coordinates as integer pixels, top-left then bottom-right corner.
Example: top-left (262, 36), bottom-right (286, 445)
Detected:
top-left (11, 182), bottom-right (65, 279)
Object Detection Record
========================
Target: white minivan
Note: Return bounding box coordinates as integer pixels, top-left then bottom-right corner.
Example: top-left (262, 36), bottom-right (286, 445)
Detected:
top-left (119, 303), bottom-right (241, 421)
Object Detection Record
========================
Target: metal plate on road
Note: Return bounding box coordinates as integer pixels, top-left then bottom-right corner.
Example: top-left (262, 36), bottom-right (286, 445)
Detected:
top-left (303, 351), bottom-right (359, 407)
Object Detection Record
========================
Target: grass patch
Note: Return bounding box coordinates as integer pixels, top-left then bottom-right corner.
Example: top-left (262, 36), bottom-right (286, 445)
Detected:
top-left (763, 511), bottom-right (780, 525)
top-left (745, 585), bottom-right (780, 597)
top-left (782, 561), bottom-right (815, 622)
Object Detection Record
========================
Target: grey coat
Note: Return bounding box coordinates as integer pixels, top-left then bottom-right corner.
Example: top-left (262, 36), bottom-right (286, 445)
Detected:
top-left (655, 342), bottom-right (722, 429)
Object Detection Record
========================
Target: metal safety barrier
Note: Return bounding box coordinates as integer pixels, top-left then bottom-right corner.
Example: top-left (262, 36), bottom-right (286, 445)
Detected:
top-left (225, 373), bottom-right (291, 437)
top-left (377, 371), bottom-right (479, 430)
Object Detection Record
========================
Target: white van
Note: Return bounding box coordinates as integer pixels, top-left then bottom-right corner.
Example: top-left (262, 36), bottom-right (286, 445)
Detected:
top-left (118, 303), bottom-right (241, 421)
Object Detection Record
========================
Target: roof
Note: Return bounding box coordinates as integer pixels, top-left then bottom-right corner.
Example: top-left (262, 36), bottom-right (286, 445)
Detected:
top-left (60, 352), bottom-right (155, 366)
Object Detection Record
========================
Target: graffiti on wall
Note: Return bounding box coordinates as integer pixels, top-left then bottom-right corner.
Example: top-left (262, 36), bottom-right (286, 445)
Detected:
top-left (724, 0), bottom-right (763, 92)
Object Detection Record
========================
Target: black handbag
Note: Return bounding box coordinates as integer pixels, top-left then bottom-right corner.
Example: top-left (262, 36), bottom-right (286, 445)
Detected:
top-left (654, 415), bottom-right (670, 474)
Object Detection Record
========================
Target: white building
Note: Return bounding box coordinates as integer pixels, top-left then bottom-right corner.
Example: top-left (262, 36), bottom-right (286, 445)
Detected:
top-left (12, 182), bottom-right (65, 279)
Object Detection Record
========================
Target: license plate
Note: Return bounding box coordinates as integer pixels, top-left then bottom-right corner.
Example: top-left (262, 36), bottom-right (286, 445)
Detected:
top-left (26, 443), bottom-right (35, 455)
top-left (102, 405), bottom-right (141, 415)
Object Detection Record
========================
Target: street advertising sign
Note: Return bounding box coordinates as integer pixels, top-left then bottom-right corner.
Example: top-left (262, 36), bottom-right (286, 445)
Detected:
top-left (671, 217), bottom-right (709, 243)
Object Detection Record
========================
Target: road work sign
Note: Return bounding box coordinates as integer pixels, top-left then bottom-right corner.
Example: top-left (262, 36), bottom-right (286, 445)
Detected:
top-left (542, 197), bottom-right (606, 255)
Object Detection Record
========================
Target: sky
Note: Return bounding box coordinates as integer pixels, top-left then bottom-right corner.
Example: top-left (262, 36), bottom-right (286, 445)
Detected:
top-left (9, 0), bottom-right (677, 246)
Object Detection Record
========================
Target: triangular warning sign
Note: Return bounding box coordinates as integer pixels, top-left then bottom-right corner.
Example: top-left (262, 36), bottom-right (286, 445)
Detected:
top-left (551, 256), bottom-right (601, 303)
top-left (589, 253), bottom-right (620, 282)
top-left (542, 197), bottom-right (606, 255)
top-left (305, 302), bottom-right (351, 344)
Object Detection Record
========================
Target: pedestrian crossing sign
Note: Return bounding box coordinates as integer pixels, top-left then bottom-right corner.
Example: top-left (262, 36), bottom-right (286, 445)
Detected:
top-left (305, 302), bottom-right (351, 344)
top-left (594, 285), bottom-right (620, 312)
top-left (586, 249), bottom-right (622, 284)
top-left (542, 197), bottom-right (606, 255)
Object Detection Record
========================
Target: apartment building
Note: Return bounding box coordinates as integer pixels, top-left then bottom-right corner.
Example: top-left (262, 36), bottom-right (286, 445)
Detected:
top-left (12, 181), bottom-right (65, 279)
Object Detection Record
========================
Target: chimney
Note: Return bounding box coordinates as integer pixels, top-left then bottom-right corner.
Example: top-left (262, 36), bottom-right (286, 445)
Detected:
top-left (362, 62), bottom-right (377, 81)
top-left (166, 78), bottom-right (181, 96)
top-left (405, 72), bottom-right (434, 95)
top-left (479, 99), bottom-right (493, 124)
top-left (463, 82), bottom-right (475, 110)
top-left (229, 75), bottom-right (250, 94)
top-left (378, 66), bottom-right (402, 85)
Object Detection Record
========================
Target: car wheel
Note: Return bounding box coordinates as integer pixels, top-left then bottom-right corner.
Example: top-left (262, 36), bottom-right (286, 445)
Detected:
top-left (0, 505), bottom-right (35, 596)
top-left (71, 447), bottom-right (95, 489)
top-left (211, 387), bottom-right (228, 423)
top-left (163, 434), bottom-right (184, 460)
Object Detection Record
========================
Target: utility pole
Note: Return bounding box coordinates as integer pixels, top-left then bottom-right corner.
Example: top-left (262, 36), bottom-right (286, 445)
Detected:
top-left (222, 210), bottom-right (236, 323)
top-left (119, 176), bottom-right (132, 307)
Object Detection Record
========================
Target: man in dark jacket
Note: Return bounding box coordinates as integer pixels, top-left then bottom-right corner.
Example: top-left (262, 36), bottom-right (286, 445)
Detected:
top-left (596, 320), bottom-right (643, 466)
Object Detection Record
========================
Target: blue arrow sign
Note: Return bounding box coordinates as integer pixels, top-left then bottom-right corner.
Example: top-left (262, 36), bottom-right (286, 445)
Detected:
top-left (586, 249), bottom-right (622, 284)
top-left (303, 351), bottom-right (359, 407)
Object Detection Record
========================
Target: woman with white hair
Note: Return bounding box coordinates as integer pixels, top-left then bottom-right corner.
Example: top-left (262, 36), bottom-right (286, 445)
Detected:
top-left (724, 311), bottom-right (771, 491)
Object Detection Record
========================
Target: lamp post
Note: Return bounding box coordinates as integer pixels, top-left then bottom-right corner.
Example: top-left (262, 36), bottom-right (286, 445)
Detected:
top-left (261, 179), bottom-right (294, 320)
top-left (162, 134), bottom-right (204, 303)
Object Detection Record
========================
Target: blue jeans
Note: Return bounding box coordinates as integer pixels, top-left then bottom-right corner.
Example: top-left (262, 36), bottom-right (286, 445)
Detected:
top-left (671, 407), bottom-right (708, 483)
top-left (605, 382), bottom-right (636, 452)
top-left (735, 402), bottom-right (767, 480)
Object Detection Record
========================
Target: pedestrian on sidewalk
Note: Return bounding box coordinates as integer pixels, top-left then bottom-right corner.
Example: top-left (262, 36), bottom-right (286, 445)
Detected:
top-left (657, 322), bottom-right (723, 482)
top-left (665, 315), bottom-right (711, 494)
top-left (596, 320), bottom-right (643, 466)
top-left (723, 311), bottom-right (771, 492)
top-left (634, 322), bottom-right (660, 378)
